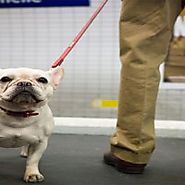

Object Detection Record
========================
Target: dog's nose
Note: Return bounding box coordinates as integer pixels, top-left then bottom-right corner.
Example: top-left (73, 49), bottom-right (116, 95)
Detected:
top-left (17, 81), bottom-right (32, 87)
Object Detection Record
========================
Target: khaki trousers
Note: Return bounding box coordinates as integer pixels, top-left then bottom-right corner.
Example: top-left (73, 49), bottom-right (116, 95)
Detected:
top-left (111, 0), bottom-right (182, 164)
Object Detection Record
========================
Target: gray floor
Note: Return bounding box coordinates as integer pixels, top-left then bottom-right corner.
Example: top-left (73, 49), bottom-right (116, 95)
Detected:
top-left (1, 134), bottom-right (185, 185)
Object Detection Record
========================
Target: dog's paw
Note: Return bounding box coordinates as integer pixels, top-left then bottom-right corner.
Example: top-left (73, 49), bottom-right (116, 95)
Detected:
top-left (20, 151), bottom-right (28, 158)
top-left (24, 173), bottom-right (44, 183)
top-left (20, 146), bottom-right (29, 158)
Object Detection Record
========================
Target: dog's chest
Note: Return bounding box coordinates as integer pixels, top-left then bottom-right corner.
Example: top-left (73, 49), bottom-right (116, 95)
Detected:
top-left (0, 125), bottom-right (42, 148)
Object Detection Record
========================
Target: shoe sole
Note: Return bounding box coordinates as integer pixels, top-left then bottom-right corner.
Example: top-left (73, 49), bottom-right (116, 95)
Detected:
top-left (104, 156), bottom-right (144, 174)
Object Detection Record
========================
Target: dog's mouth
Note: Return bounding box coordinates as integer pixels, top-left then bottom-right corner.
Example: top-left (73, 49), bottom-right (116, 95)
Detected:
top-left (5, 88), bottom-right (43, 104)
top-left (15, 91), bottom-right (40, 103)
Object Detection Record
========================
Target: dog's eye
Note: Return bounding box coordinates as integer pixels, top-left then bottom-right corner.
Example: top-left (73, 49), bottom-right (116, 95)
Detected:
top-left (37, 77), bottom-right (48, 84)
top-left (0, 76), bottom-right (13, 83)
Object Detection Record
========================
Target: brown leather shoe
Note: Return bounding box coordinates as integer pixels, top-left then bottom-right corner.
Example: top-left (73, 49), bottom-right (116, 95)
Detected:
top-left (103, 152), bottom-right (146, 174)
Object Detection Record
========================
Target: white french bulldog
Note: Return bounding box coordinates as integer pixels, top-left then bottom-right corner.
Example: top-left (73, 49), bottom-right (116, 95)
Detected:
top-left (0, 67), bottom-right (64, 183)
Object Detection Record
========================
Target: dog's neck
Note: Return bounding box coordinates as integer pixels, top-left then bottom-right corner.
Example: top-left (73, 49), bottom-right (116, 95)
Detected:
top-left (0, 106), bottom-right (39, 118)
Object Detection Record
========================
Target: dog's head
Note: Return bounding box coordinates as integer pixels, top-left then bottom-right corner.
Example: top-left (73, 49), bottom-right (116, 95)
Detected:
top-left (0, 67), bottom-right (64, 111)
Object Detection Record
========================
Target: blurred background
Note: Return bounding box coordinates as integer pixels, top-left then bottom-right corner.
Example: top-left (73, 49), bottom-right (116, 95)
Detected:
top-left (0, 0), bottom-right (185, 121)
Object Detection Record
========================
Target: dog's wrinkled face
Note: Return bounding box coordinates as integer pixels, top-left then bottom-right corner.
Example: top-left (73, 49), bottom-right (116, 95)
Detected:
top-left (0, 67), bottom-right (64, 111)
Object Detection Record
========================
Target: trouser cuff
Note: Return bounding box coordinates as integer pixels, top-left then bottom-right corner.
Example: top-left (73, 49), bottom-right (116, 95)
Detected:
top-left (111, 145), bottom-right (152, 165)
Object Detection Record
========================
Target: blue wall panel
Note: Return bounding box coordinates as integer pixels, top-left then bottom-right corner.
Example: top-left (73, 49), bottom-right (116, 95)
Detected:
top-left (0, 0), bottom-right (90, 8)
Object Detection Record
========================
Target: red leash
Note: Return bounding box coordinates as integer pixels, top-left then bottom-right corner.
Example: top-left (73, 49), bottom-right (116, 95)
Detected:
top-left (51, 0), bottom-right (108, 68)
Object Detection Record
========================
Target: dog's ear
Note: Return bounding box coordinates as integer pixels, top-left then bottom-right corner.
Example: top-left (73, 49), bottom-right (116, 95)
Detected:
top-left (48, 66), bottom-right (64, 90)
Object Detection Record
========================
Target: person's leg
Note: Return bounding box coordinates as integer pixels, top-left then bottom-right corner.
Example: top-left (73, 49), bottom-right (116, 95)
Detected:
top-left (105, 0), bottom-right (182, 170)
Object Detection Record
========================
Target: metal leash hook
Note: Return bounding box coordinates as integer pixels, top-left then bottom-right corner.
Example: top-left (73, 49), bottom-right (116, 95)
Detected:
top-left (51, 0), bottom-right (108, 68)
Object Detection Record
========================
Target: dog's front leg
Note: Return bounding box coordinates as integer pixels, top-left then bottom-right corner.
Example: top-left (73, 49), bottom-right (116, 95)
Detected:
top-left (24, 139), bottom-right (48, 183)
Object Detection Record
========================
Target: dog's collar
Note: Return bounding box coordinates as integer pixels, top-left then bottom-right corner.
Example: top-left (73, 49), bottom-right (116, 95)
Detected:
top-left (0, 107), bottom-right (39, 118)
